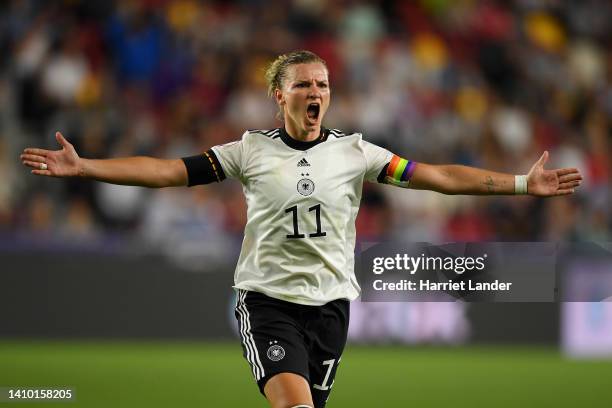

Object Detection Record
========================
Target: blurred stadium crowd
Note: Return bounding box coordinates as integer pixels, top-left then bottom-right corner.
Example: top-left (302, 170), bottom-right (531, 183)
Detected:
top-left (0, 0), bottom-right (610, 263)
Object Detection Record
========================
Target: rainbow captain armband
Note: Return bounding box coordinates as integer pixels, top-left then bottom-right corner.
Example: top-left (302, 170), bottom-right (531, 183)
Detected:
top-left (384, 155), bottom-right (417, 187)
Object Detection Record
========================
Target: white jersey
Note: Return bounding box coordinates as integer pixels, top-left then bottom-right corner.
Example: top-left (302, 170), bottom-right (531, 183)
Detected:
top-left (212, 127), bottom-right (393, 306)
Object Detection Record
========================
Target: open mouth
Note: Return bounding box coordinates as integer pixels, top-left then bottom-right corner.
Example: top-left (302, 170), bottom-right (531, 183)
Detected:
top-left (307, 102), bottom-right (320, 121)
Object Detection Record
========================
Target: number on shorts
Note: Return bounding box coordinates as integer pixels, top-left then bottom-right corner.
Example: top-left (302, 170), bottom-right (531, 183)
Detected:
top-left (313, 359), bottom-right (336, 391)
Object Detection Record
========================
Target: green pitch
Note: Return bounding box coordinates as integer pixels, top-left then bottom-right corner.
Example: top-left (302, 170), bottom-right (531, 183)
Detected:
top-left (1, 341), bottom-right (611, 407)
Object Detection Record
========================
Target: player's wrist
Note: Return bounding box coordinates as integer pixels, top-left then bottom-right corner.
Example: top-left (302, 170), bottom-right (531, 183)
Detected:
top-left (514, 175), bottom-right (528, 195)
top-left (77, 158), bottom-right (89, 178)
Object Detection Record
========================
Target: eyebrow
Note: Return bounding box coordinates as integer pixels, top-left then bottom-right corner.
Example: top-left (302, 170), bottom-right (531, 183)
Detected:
top-left (293, 79), bottom-right (329, 85)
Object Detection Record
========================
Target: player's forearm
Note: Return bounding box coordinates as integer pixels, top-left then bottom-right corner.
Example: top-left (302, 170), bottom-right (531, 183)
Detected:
top-left (409, 164), bottom-right (516, 195)
top-left (79, 157), bottom-right (187, 188)
top-left (436, 165), bottom-right (515, 195)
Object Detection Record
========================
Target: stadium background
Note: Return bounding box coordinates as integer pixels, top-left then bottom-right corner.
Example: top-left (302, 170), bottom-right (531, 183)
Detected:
top-left (1, 0), bottom-right (611, 406)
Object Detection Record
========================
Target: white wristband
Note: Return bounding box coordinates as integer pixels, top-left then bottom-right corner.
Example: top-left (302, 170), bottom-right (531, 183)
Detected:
top-left (514, 175), bottom-right (528, 195)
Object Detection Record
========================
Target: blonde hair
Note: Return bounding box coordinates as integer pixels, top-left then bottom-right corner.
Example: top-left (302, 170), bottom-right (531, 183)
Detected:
top-left (264, 50), bottom-right (328, 97)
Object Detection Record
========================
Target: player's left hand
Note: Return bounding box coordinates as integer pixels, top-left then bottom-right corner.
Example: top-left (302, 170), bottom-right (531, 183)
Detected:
top-left (527, 151), bottom-right (582, 196)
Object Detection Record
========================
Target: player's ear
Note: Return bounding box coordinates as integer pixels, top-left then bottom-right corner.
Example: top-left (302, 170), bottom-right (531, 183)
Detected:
top-left (275, 88), bottom-right (285, 106)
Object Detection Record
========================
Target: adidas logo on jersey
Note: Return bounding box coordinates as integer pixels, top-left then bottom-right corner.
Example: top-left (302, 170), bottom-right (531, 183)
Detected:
top-left (297, 158), bottom-right (310, 167)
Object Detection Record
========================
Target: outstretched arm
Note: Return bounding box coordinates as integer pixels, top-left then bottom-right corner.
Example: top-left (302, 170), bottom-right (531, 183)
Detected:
top-left (21, 132), bottom-right (188, 188)
top-left (408, 151), bottom-right (582, 196)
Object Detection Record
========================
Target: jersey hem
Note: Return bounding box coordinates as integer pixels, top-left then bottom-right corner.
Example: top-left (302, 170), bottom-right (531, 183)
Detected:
top-left (232, 285), bottom-right (355, 306)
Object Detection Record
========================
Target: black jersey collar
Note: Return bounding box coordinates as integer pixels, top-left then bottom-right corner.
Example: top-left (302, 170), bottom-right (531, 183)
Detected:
top-left (279, 127), bottom-right (329, 151)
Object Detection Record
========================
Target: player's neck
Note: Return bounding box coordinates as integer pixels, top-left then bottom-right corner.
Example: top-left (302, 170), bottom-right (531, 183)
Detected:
top-left (284, 121), bottom-right (321, 142)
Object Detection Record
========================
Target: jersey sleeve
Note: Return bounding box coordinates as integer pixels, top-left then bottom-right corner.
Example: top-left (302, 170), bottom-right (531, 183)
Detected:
top-left (360, 139), bottom-right (418, 188)
top-left (181, 149), bottom-right (226, 186)
top-left (181, 132), bottom-right (248, 186)
top-left (211, 132), bottom-right (248, 180)
top-left (360, 139), bottom-right (394, 182)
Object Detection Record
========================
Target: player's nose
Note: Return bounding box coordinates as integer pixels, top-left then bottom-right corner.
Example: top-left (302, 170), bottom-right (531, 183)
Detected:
top-left (308, 88), bottom-right (321, 99)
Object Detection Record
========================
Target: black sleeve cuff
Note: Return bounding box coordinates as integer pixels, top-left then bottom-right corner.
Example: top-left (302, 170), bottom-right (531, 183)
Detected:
top-left (181, 149), bottom-right (226, 186)
top-left (377, 163), bottom-right (389, 183)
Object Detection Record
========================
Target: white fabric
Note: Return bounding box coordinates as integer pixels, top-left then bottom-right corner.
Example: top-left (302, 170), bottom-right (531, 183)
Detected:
top-left (212, 129), bottom-right (393, 306)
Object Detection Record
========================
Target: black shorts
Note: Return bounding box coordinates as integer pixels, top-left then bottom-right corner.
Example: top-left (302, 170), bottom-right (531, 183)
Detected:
top-left (234, 289), bottom-right (350, 408)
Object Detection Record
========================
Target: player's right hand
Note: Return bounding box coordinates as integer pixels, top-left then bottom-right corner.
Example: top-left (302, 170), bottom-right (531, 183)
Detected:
top-left (21, 132), bottom-right (81, 177)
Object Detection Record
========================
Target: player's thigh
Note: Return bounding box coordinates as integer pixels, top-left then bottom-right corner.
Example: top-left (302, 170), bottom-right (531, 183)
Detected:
top-left (264, 372), bottom-right (313, 408)
top-left (235, 290), bottom-right (312, 398)
top-left (307, 299), bottom-right (350, 407)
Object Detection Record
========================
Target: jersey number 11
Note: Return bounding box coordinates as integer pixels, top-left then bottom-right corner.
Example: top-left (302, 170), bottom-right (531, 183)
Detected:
top-left (285, 204), bottom-right (327, 239)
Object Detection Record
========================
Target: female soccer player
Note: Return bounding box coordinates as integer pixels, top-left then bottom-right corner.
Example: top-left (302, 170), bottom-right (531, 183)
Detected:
top-left (21, 50), bottom-right (582, 408)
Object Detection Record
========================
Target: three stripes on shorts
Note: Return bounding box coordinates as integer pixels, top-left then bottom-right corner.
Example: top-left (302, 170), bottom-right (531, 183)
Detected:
top-left (235, 290), bottom-right (265, 380)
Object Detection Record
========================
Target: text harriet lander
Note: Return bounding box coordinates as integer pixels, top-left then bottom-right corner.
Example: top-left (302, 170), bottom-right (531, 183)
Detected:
top-left (370, 253), bottom-right (513, 292)
top-left (372, 279), bottom-right (513, 292)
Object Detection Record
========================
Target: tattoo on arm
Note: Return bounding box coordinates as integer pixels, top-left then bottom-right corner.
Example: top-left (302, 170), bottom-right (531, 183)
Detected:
top-left (482, 176), bottom-right (495, 193)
